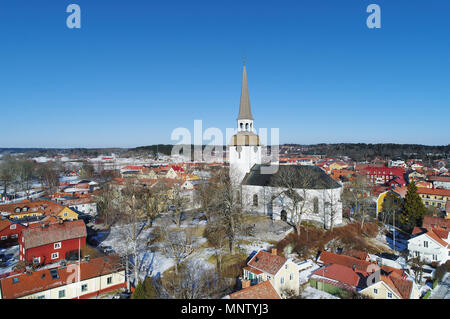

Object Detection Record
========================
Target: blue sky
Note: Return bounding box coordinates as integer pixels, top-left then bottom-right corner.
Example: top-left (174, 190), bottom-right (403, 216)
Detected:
top-left (0, 0), bottom-right (449, 148)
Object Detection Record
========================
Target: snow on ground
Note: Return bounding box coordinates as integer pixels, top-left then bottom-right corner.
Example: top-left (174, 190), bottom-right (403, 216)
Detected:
top-left (94, 223), bottom-right (175, 281)
top-left (298, 260), bottom-right (320, 285)
top-left (430, 273), bottom-right (450, 299)
top-left (301, 286), bottom-right (339, 299)
top-left (237, 236), bottom-right (272, 255)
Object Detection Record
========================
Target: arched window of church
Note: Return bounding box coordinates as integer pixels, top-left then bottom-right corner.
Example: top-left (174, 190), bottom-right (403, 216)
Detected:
top-left (240, 123), bottom-right (243, 130)
top-left (313, 197), bottom-right (319, 214)
top-left (253, 194), bottom-right (258, 206)
top-left (245, 123), bottom-right (249, 131)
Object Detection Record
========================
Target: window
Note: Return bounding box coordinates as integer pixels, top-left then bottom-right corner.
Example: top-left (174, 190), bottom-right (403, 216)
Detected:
top-left (432, 254), bottom-right (437, 261)
top-left (64, 212), bottom-right (68, 217)
top-left (1, 236), bottom-right (6, 240)
top-left (37, 295), bottom-right (45, 299)
top-left (81, 284), bottom-right (88, 292)
top-left (10, 224), bottom-right (16, 230)
top-left (373, 288), bottom-right (378, 294)
top-left (290, 273), bottom-right (294, 281)
top-left (387, 292), bottom-right (392, 299)
top-left (313, 197), bottom-right (319, 214)
top-left (51, 252), bottom-right (59, 259)
top-left (12, 277), bottom-right (19, 284)
top-left (58, 290), bottom-right (65, 298)
top-left (253, 194), bottom-right (258, 207)
top-left (54, 242), bottom-right (62, 249)
top-left (280, 277), bottom-right (284, 284)
top-left (424, 241), bottom-right (428, 248)
top-left (107, 276), bottom-right (112, 285)
top-left (33, 257), bottom-right (41, 264)
top-left (11, 234), bottom-right (18, 239)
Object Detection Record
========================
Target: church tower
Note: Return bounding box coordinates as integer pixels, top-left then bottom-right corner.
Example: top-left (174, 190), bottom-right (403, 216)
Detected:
top-left (229, 65), bottom-right (262, 184)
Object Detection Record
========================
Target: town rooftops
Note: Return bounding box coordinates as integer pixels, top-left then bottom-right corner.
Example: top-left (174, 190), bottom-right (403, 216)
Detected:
top-left (0, 255), bottom-right (123, 299)
top-left (411, 227), bottom-right (448, 248)
top-left (427, 176), bottom-right (450, 183)
top-left (318, 251), bottom-right (403, 277)
top-left (242, 164), bottom-right (341, 189)
top-left (417, 188), bottom-right (450, 197)
top-left (247, 250), bottom-right (287, 276)
top-left (22, 219), bottom-right (87, 250)
top-left (0, 200), bottom-right (64, 217)
top-left (229, 280), bottom-right (280, 299)
top-left (380, 274), bottom-right (414, 299)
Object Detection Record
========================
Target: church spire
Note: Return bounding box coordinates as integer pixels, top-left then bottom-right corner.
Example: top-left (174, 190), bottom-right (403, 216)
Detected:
top-left (237, 65), bottom-right (253, 121)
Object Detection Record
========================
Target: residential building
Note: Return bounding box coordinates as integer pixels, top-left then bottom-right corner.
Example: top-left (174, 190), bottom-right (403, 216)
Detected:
top-left (18, 219), bottom-right (87, 266)
top-left (242, 249), bottom-right (300, 297)
top-left (407, 227), bottom-right (449, 265)
top-left (0, 255), bottom-right (126, 299)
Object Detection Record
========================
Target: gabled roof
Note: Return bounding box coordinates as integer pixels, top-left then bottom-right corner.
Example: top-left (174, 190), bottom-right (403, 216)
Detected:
top-left (411, 227), bottom-right (448, 248)
top-left (312, 264), bottom-right (361, 287)
top-left (229, 280), bottom-right (280, 299)
top-left (247, 250), bottom-right (287, 276)
top-left (0, 255), bottom-right (123, 299)
top-left (22, 220), bottom-right (87, 250)
top-left (242, 164), bottom-right (341, 189)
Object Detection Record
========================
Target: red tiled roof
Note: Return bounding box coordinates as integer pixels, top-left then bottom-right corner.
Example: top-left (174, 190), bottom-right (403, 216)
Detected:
top-left (229, 280), bottom-right (280, 299)
top-left (0, 200), bottom-right (64, 217)
top-left (0, 255), bottom-right (123, 299)
top-left (417, 188), bottom-right (450, 197)
top-left (247, 250), bottom-right (287, 276)
top-left (423, 216), bottom-right (450, 230)
top-left (312, 264), bottom-right (360, 287)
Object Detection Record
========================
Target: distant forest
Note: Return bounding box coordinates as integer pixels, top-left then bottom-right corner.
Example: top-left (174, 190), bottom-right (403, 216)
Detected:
top-left (1, 143), bottom-right (449, 164)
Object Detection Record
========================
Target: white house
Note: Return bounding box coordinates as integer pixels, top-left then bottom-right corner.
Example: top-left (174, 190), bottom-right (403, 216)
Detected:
top-left (408, 227), bottom-right (449, 265)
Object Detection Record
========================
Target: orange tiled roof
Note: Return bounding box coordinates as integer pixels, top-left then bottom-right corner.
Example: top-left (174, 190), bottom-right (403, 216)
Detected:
top-left (417, 188), bottom-right (450, 197)
top-left (0, 255), bottom-right (123, 299)
top-left (247, 250), bottom-right (287, 276)
top-left (0, 200), bottom-right (64, 217)
top-left (229, 280), bottom-right (280, 299)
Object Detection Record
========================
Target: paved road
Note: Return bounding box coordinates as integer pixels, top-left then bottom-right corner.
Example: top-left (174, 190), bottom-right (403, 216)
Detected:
top-left (430, 273), bottom-right (450, 299)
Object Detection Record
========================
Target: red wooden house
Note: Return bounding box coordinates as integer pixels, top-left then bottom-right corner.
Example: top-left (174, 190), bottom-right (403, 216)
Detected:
top-left (18, 219), bottom-right (87, 266)
top-left (0, 219), bottom-right (26, 246)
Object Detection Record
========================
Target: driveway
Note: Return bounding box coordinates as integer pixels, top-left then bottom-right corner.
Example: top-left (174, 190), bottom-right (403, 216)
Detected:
top-left (430, 273), bottom-right (450, 299)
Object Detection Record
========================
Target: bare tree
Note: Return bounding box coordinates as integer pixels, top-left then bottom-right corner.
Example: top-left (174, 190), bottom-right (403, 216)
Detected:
top-left (195, 176), bottom-right (217, 221)
top-left (324, 189), bottom-right (341, 231)
top-left (212, 169), bottom-right (244, 254)
top-left (160, 223), bottom-right (194, 275)
top-left (0, 155), bottom-right (15, 197)
top-left (166, 180), bottom-right (189, 229)
top-left (35, 161), bottom-right (62, 195)
top-left (342, 175), bottom-right (372, 230)
top-left (272, 166), bottom-right (315, 235)
top-left (204, 223), bottom-right (228, 275)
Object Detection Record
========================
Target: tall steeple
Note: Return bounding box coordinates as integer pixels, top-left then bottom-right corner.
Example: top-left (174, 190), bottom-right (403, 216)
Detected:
top-left (237, 66), bottom-right (253, 121)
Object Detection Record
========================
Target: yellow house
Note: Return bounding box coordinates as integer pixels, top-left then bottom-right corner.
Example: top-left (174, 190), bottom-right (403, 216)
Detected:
top-left (376, 191), bottom-right (402, 217)
top-left (360, 276), bottom-right (419, 299)
top-left (56, 207), bottom-right (79, 220)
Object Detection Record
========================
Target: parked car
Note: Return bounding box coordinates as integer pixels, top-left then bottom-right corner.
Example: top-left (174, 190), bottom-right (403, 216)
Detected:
top-left (87, 236), bottom-right (100, 247)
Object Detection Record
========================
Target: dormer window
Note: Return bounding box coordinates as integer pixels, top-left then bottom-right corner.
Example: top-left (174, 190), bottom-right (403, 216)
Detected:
top-left (15, 207), bottom-right (21, 213)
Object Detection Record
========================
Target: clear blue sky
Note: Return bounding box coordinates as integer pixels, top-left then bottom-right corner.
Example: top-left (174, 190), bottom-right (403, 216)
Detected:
top-left (1, 0), bottom-right (449, 148)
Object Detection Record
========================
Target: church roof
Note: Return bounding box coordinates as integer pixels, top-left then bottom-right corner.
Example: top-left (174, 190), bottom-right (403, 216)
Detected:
top-left (241, 164), bottom-right (342, 189)
top-left (237, 66), bottom-right (253, 120)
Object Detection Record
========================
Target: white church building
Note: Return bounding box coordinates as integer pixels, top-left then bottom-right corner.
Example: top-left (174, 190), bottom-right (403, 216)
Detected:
top-left (228, 66), bottom-right (343, 229)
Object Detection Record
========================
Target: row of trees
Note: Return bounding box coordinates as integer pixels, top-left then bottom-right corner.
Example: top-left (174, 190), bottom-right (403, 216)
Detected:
top-left (0, 155), bottom-right (63, 197)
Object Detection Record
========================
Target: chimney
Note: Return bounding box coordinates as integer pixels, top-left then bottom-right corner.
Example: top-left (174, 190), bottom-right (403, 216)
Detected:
top-left (241, 279), bottom-right (251, 289)
top-left (271, 248), bottom-right (277, 256)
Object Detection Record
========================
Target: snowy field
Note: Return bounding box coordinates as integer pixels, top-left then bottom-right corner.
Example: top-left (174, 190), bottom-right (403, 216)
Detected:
top-left (301, 286), bottom-right (339, 299)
